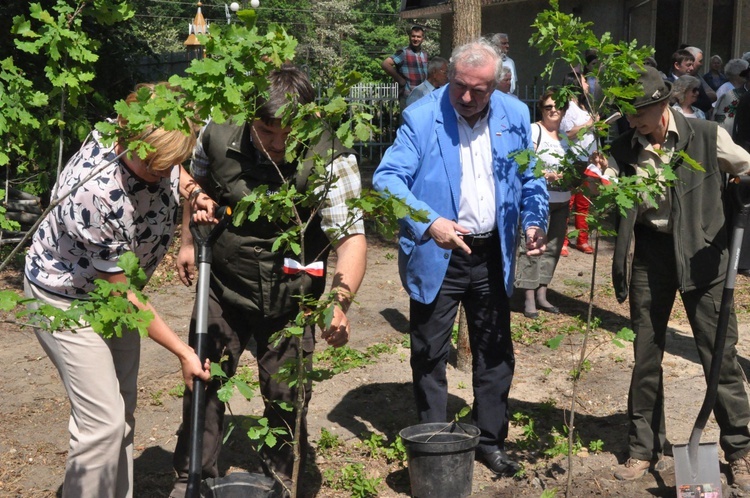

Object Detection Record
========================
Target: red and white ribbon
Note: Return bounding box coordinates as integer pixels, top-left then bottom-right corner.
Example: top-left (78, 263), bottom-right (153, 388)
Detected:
top-left (584, 163), bottom-right (613, 185)
top-left (282, 258), bottom-right (324, 277)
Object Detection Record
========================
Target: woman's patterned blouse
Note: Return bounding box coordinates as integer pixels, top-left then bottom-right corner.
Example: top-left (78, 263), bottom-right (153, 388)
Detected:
top-left (26, 131), bottom-right (180, 298)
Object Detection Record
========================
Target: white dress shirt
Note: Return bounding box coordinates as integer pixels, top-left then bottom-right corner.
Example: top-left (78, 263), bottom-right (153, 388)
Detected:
top-left (456, 111), bottom-right (496, 234)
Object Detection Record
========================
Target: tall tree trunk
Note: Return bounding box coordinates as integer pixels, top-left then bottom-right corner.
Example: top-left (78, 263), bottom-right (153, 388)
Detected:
top-left (451, 0), bottom-right (481, 48)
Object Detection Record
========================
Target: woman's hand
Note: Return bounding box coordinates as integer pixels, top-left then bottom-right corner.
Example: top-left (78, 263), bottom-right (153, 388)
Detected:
top-left (180, 348), bottom-right (211, 391)
top-left (177, 243), bottom-right (196, 286)
top-left (544, 170), bottom-right (563, 183)
top-left (189, 190), bottom-right (218, 224)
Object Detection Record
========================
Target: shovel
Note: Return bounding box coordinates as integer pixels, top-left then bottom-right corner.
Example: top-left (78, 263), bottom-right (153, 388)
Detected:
top-left (186, 206), bottom-right (233, 498)
top-left (674, 177), bottom-right (750, 498)
top-left (185, 206), bottom-right (284, 498)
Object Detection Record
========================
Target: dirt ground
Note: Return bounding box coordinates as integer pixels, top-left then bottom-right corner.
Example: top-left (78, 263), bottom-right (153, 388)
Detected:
top-left (3, 226), bottom-right (750, 498)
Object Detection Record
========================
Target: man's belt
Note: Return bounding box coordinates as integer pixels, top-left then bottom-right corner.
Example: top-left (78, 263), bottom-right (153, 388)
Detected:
top-left (462, 231), bottom-right (497, 248)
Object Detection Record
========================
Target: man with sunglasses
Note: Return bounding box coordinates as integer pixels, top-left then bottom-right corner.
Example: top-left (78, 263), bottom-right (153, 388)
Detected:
top-left (374, 38), bottom-right (548, 476)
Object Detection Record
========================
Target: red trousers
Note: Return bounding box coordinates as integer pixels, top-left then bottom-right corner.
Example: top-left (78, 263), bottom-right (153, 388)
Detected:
top-left (565, 192), bottom-right (589, 246)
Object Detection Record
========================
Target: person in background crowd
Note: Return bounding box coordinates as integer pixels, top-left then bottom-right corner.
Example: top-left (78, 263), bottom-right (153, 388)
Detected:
top-left (584, 50), bottom-right (604, 107)
top-left (714, 58), bottom-right (750, 134)
top-left (715, 58), bottom-right (749, 103)
top-left (671, 74), bottom-right (706, 119)
top-left (24, 82), bottom-right (214, 498)
top-left (497, 65), bottom-right (515, 96)
top-left (666, 49), bottom-right (695, 82)
top-left (382, 25), bottom-right (429, 109)
top-left (684, 46), bottom-right (717, 114)
top-left (406, 56), bottom-right (448, 107)
top-left (560, 71), bottom-right (596, 255)
top-left (704, 54), bottom-right (729, 91)
top-left (374, 38), bottom-right (548, 477)
top-left (491, 33), bottom-right (517, 94)
top-left (516, 88), bottom-right (569, 318)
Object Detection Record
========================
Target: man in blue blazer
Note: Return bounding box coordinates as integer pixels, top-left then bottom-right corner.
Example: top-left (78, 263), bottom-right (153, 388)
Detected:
top-left (373, 39), bottom-right (549, 476)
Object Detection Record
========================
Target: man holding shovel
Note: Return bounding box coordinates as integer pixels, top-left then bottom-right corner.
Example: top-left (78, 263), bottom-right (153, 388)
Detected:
top-left (169, 66), bottom-right (367, 497)
top-left (591, 65), bottom-right (750, 487)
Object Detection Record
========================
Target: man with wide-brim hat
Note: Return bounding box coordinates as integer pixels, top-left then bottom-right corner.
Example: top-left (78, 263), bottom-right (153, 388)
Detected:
top-left (590, 64), bottom-right (750, 486)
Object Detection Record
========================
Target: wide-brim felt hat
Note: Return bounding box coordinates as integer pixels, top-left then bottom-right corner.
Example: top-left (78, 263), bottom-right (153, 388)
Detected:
top-left (630, 65), bottom-right (672, 109)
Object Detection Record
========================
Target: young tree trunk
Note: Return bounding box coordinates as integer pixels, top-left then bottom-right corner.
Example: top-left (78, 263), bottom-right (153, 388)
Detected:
top-left (451, 0), bottom-right (481, 48)
top-left (456, 304), bottom-right (472, 372)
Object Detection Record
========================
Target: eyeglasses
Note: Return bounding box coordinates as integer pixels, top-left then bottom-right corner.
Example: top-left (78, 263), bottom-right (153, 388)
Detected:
top-left (542, 105), bottom-right (558, 111)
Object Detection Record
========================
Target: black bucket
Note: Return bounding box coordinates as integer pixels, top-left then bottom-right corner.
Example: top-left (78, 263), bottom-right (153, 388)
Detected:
top-left (399, 422), bottom-right (480, 498)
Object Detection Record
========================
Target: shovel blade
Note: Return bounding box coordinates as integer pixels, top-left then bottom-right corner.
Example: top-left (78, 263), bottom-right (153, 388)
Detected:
top-left (673, 442), bottom-right (722, 498)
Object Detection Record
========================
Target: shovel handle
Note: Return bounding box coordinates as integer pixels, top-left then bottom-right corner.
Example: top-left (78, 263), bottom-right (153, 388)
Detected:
top-left (189, 206), bottom-right (233, 253)
top-left (186, 206), bottom-right (232, 498)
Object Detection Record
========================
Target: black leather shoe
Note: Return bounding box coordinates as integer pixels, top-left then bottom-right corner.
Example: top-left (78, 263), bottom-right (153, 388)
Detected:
top-left (539, 304), bottom-right (560, 314)
top-left (476, 449), bottom-right (521, 476)
top-left (523, 310), bottom-right (539, 319)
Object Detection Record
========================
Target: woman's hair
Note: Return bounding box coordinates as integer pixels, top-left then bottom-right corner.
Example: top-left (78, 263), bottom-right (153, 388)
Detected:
top-left (724, 58), bottom-right (750, 79)
top-left (671, 75), bottom-right (701, 105)
top-left (537, 87), bottom-right (568, 115)
top-left (117, 82), bottom-right (197, 172)
top-left (710, 54), bottom-right (723, 67)
top-left (256, 65), bottom-right (315, 124)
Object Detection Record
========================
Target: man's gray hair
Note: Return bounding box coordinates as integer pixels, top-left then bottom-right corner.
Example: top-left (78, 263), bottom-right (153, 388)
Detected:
top-left (499, 65), bottom-right (511, 78)
top-left (491, 33), bottom-right (509, 43)
top-left (685, 46), bottom-right (703, 58)
top-left (427, 56), bottom-right (448, 76)
top-left (448, 38), bottom-right (503, 83)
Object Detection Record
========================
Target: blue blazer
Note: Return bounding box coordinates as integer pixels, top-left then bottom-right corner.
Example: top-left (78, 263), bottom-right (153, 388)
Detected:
top-left (373, 86), bottom-right (549, 304)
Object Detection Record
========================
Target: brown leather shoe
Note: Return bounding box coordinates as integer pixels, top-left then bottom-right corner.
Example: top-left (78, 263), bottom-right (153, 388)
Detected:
top-left (731, 454), bottom-right (750, 491)
top-left (613, 457), bottom-right (671, 481)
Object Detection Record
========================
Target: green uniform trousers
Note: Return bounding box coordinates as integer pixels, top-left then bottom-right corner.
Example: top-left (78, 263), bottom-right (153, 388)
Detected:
top-left (627, 225), bottom-right (750, 462)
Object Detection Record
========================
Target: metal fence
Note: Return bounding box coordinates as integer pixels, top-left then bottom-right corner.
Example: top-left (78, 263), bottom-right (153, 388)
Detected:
top-left (319, 82), bottom-right (555, 168)
top-left (318, 82), bottom-right (401, 169)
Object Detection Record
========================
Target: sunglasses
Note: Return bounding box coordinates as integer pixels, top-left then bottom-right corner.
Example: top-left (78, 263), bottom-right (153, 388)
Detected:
top-left (542, 105), bottom-right (558, 111)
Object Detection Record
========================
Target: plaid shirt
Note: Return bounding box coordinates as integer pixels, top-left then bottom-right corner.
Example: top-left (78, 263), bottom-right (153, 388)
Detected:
top-left (391, 47), bottom-right (429, 92)
top-left (191, 128), bottom-right (365, 241)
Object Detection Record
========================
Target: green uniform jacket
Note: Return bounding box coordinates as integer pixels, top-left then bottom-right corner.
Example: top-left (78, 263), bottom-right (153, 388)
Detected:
top-left (198, 120), bottom-right (353, 318)
top-left (609, 111), bottom-right (727, 303)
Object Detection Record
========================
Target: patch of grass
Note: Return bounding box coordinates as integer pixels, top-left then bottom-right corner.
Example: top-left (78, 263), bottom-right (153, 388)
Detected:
top-left (316, 427), bottom-right (343, 453)
top-left (562, 278), bottom-right (589, 290)
top-left (314, 342), bottom-right (395, 376)
top-left (511, 319), bottom-right (547, 345)
top-left (324, 463), bottom-right (382, 498)
top-left (168, 382), bottom-right (185, 398)
top-left (150, 390), bottom-right (164, 406)
top-left (400, 335), bottom-right (411, 349)
top-left (360, 432), bottom-right (407, 463)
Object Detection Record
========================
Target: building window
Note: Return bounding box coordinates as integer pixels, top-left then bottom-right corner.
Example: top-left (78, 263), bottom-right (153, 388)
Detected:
top-left (711, 0), bottom-right (735, 63)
